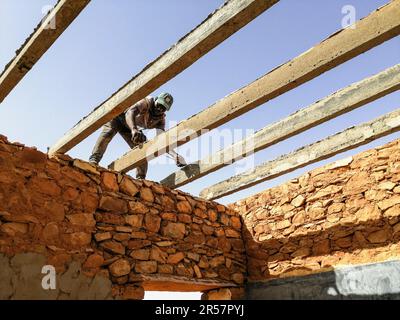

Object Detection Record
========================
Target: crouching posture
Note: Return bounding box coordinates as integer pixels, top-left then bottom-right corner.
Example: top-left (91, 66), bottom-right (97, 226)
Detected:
top-left (89, 93), bottom-right (186, 179)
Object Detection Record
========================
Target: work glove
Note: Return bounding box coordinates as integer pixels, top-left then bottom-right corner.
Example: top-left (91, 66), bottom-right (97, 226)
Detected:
top-left (132, 130), bottom-right (147, 145)
top-left (176, 155), bottom-right (187, 168)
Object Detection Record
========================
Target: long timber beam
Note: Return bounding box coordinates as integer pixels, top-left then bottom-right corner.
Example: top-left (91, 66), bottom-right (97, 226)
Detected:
top-left (48, 0), bottom-right (280, 155)
top-left (200, 108), bottom-right (400, 200)
top-left (161, 64), bottom-right (400, 188)
top-left (108, 0), bottom-right (400, 173)
top-left (0, 0), bottom-right (90, 103)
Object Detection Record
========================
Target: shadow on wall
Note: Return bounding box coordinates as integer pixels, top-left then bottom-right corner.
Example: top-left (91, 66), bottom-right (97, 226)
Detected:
top-left (244, 212), bottom-right (400, 281)
top-left (247, 260), bottom-right (400, 300)
top-left (231, 137), bottom-right (400, 299)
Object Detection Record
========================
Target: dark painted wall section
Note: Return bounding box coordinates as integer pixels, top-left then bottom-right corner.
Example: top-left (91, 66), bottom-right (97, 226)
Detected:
top-left (247, 260), bottom-right (400, 300)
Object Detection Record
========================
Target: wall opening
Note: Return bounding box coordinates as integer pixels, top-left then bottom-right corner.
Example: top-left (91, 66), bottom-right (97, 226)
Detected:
top-left (144, 291), bottom-right (202, 300)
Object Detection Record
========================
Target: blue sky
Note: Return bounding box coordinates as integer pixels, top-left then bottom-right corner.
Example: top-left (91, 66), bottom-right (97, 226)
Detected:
top-left (1, 0), bottom-right (399, 299)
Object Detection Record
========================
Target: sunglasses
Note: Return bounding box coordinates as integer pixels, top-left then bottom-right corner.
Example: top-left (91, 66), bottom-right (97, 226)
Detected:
top-left (155, 103), bottom-right (167, 112)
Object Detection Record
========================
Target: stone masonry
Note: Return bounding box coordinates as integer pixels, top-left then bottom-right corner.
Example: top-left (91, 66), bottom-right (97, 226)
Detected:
top-left (2, 133), bottom-right (400, 299)
top-left (231, 138), bottom-right (400, 283)
top-left (0, 135), bottom-right (245, 300)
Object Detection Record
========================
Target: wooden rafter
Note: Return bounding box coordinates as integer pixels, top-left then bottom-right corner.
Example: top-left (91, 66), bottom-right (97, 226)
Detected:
top-left (200, 109), bottom-right (400, 200)
top-left (0, 0), bottom-right (90, 103)
top-left (48, 0), bottom-right (280, 155)
top-left (109, 1), bottom-right (400, 173)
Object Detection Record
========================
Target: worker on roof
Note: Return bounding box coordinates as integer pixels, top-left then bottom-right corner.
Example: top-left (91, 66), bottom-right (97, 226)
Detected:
top-left (89, 92), bottom-right (187, 179)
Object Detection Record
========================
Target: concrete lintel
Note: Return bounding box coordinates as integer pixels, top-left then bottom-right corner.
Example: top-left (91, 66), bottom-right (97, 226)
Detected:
top-left (136, 274), bottom-right (238, 292)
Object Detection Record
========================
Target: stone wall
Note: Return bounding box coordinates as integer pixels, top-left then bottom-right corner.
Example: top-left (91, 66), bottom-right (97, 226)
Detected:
top-left (231, 138), bottom-right (400, 284)
top-left (0, 135), bottom-right (245, 299)
top-left (5, 133), bottom-right (399, 300)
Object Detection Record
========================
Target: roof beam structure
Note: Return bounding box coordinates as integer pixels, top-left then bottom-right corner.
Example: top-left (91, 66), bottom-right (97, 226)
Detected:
top-left (0, 0), bottom-right (90, 103)
top-left (108, 0), bottom-right (400, 173)
top-left (160, 64), bottom-right (400, 188)
top-left (48, 0), bottom-right (280, 155)
top-left (200, 108), bottom-right (400, 200)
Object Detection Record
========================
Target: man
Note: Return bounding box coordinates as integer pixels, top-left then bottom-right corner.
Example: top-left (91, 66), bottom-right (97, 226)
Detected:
top-left (89, 92), bottom-right (186, 179)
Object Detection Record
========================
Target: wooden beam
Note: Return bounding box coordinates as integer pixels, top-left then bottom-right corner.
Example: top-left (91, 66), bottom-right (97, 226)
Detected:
top-left (48, 0), bottom-right (280, 155)
top-left (108, 0), bottom-right (400, 173)
top-left (161, 64), bottom-right (400, 188)
top-left (136, 275), bottom-right (237, 292)
top-left (200, 108), bottom-right (400, 200)
top-left (0, 0), bottom-right (90, 103)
